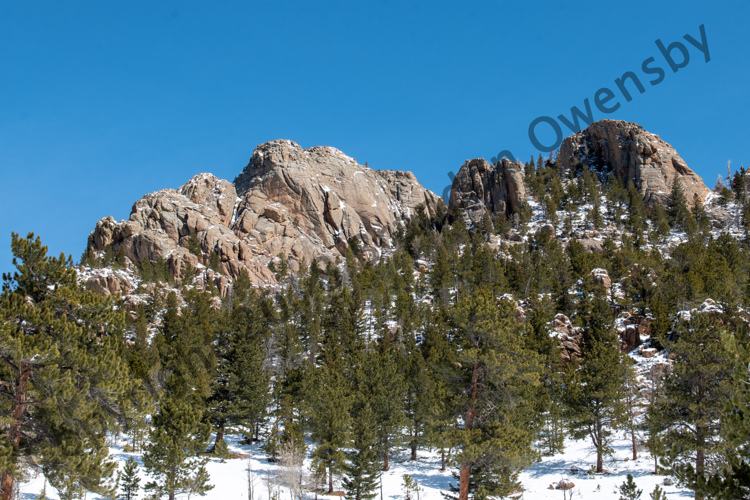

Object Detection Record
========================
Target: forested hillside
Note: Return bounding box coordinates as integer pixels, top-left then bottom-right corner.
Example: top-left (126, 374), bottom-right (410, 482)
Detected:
top-left (2, 121), bottom-right (750, 500)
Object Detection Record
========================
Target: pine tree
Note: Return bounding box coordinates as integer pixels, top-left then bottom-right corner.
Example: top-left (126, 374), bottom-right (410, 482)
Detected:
top-left (306, 362), bottom-right (352, 493)
top-left (121, 307), bottom-right (158, 453)
top-left (698, 325), bottom-right (750, 499)
top-left (403, 336), bottom-right (437, 461)
top-left (431, 243), bottom-right (453, 306)
top-left (648, 312), bottom-right (734, 500)
top-left (564, 283), bottom-right (627, 473)
top-left (119, 457), bottom-right (141, 500)
top-left (623, 359), bottom-right (641, 461)
top-left (649, 485), bottom-right (667, 500)
top-left (368, 338), bottom-right (406, 471)
top-left (421, 308), bottom-right (455, 472)
top-left (208, 270), bottom-right (271, 452)
top-left (144, 289), bottom-right (217, 500)
top-left (153, 290), bottom-right (217, 402)
top-left (590, 199), bottom-right (604, 229)
top-left (447, 288), bottom-right (542, 500)
top-left (208, 250), bottom-right (221, 273)
top-left (526, 296), bottom-right (565, 456)
top-left (343, 403), bottom-right (381, 500)
top-left (186, 232), bottom-right (202, 257)
top-left (618, 474), bottom-right (642, 500)
top-left (143, 395), bottom-right (213, 500)
top-left (666, 175), bottom-right (695, 232)
top-left (691, 193), bottom-right (710, 234)
top-left (0, 233), bottom-right (136, 500)
top-left (650, 203), bottom-right (671, 242)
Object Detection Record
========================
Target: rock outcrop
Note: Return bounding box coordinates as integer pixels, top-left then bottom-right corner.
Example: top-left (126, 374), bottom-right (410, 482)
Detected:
top-left (551, 314), bottom-right (583, 364)
top-left (559, 119), bottom-right (709, 206)
top-left (447, 157), bottom-right (526, 225)
top-left (86, 140), bottom-right (443, 287)
top-left (233, 140), bottom-right (443, 265)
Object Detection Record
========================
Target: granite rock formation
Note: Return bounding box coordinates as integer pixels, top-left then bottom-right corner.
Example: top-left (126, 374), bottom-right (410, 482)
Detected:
top-left (447, 157), bottom-right (527, 224)
top-left (558, 119), bottom-right (709, 206)
top-left (86, 140), bottom-right (443, 289)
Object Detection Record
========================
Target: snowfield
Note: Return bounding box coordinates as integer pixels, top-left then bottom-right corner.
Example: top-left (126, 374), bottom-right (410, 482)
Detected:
top-left (18, 433), bottom-right (690, 499)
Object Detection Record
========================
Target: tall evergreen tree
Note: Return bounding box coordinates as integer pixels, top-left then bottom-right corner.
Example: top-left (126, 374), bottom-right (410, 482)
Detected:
top-left (648, 312), bottom-right (735, 500)
top-left (306, 362), bottom-right (352, 493)
top-left (403, 334), bottom-right (437, 461)
top-left (446, 288), bottom-right (542, 500)
top-left (0, 233), bottom-right (136, 500)
top-left (208, 270), bottom-right (271, 451)
top-left (144, 290), bottom-right (216, 500)
top-left (343, 403), bottom-right (381, 500)
top-left (666, 175), bottom-right (694, 232)
top-left (564, 283), bottom-right (627, 473)
top-left (698, 324), bottom-right (750, 499)
top-left (369, 337), bottom-right (406, 471)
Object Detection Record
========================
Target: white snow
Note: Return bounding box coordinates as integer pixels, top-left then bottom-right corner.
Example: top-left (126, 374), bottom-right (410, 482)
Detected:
top-left (17, 432), bottom-right (689, 500)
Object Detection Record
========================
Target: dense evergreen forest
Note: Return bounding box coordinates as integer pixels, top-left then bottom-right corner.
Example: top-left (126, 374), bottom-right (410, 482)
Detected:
top-left (2, 158), bottom-right (750, 500)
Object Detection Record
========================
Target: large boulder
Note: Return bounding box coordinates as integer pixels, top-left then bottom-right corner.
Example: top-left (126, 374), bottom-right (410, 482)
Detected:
top-left (559, 119), bottom-right (709, 206)
top-left (448, 157), bottom-right (526, 225)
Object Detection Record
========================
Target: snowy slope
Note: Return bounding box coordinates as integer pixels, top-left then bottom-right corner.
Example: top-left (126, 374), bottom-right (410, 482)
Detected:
top-left (18, 432), bottom-right (690, 500)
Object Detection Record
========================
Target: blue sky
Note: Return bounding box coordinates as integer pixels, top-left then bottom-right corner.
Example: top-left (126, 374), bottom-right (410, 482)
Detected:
top-left (1, 1), bottom-right (748, 273)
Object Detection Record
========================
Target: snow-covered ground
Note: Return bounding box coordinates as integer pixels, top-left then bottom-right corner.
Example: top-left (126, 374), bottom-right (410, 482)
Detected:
top-left (18, 432), bottom-right (689, 500)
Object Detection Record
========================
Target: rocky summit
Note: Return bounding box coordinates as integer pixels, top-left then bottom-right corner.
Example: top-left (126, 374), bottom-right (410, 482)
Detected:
top-left (558, 119), bottom-right (709, 205)
top-left (86, 139), bottom-right (443, 294)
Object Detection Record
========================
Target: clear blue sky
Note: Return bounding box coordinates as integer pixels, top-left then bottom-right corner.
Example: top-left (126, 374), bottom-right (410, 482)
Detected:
top-left (1, 1), bottom-right (748, 274)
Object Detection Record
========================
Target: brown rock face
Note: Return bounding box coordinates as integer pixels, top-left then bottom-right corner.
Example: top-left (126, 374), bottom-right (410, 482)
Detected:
top-left (447, 157), bottom-right (526, 224)
top-left (87, 140), bottom-right (442, 285)
top-left (552, 313), bottom-right (583, 364)
top-left (81, 269), bottom-right (135, 297)
top-left (559, 119), bottom-right (709, 206)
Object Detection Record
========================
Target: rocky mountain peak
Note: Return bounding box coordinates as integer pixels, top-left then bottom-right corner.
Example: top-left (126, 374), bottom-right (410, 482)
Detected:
top-left (85, 140), bottom-right (443, 295)
top-left (558, 119), bottom-right (709, 205)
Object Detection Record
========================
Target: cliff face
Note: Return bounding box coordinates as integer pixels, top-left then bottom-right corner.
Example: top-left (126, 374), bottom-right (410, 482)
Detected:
top-left (558, 119), bottom-right (709, 205)
top-left (448, 157), bottom-right (527, 224)
top-left (86, 140), bottom-right (443, 292)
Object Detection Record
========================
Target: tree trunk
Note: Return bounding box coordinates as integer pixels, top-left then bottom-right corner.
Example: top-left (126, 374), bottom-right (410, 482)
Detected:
top-left (631, 426), bottom-right (637, 460)
top-left (1, 473), bottom-right (13, 500)
top-left (441, 450), bottom-right (446, 472)
top-left (383, 449), bottom-right (389, 471)
top-left (328, 464), bottom-right (333, 494)
top-left (2, 362), bottom-right (31, 500)
top-left (411, 441), bottom-right (417, 461)
top-left (458, 462), bottom-right (472, 500)
top-left (211, 421), bottom-right (225, 453)
top-left (459, 361), bottom-right (482, 500)
top-left (595, 419), bottom-right (604, 473)
top-left (695, 429), bottom-right (705, 500)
